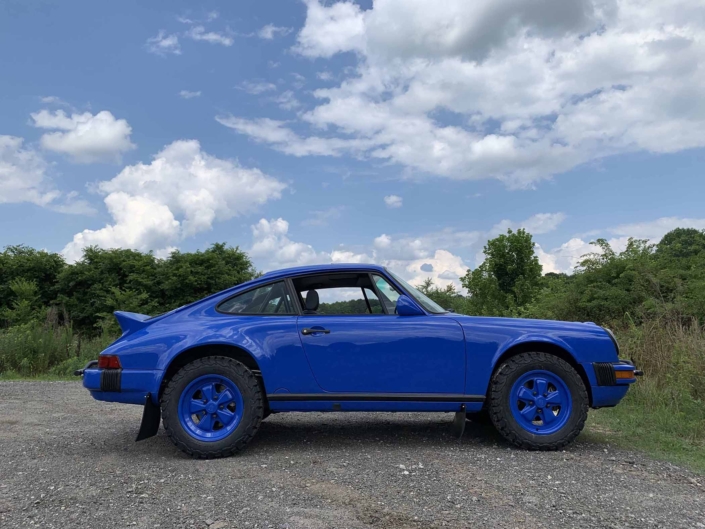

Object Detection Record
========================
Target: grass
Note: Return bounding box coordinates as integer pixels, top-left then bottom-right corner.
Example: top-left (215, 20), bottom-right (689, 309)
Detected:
top-left (586, 391), bottom-right (705, 474)
top-left (584, 319), bottom-right (705, 473)
top-left (0, 371), bottom-right (77, 382)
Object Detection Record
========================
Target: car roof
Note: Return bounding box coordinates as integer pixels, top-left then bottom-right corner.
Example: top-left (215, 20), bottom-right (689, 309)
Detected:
top-left (260, 263), bottom-right (387, 280)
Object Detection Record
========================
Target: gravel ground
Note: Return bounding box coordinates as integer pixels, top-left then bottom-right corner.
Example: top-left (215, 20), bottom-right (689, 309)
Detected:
top-left (1, 381), bottom-right (704, 529)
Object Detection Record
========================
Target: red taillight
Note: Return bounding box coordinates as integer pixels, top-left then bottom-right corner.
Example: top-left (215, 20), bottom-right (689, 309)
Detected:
top-left (98, 355), bottom-right (122, 369)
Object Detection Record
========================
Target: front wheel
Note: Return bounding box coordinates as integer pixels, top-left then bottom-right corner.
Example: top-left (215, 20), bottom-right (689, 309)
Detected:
top-left (161, 357), bottom-right (264, 458)
top-left (488, 352), bottom-right (588, 450)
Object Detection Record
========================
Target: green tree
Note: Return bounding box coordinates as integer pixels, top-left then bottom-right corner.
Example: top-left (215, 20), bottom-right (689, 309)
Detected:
top-left (157, 243), bottom-right (257, 309)
top-left (416, 278), bottom-right (467, 313)
top-left (656, 228), bottom-right (705, 260)
top-left (0, 245), bottom-right (65, 312)
top-left (461, 228), bottom-right (542, 316)
top-left (0, 278), bottom-right (43, 326)
top-left (56, 247), bottom-right (160, 334)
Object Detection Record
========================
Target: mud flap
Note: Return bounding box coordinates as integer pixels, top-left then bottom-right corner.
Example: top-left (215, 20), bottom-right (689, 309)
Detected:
top-left (451, 404), bottom-right (466, 439)
top-left (136, 393), bottom-right (161, 442)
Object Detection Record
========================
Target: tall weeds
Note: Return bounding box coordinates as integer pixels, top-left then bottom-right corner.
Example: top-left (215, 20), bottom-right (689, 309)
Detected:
top-left (0, 322), bottom-right (115, 377)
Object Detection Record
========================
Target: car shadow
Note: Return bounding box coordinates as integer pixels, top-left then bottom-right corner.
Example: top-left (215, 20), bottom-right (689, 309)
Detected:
top-left (245, 414), bottom-right (507, 453)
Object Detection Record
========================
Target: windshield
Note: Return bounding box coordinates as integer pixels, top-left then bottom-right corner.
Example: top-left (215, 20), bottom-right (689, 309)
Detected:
top-left (386, 269), bottom-right (447, 314)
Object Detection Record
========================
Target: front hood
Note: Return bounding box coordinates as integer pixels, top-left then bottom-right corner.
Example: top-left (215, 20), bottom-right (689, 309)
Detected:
top-left (445, 313), bottom-right (603, 333)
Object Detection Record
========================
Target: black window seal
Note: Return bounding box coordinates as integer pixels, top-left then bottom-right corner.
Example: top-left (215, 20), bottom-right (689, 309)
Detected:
top-left (215, 280), bottom-right (299, 316)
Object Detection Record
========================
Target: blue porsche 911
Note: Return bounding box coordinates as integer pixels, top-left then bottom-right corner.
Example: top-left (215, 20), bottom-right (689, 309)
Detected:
top-left (76, 263), bottom-right (640, 458)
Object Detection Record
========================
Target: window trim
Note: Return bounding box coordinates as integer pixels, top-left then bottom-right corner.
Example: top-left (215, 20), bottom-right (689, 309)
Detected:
top-left (215, 279), bottom-right (300, 316)
top-left (291, 271), bottom-right (392, 317)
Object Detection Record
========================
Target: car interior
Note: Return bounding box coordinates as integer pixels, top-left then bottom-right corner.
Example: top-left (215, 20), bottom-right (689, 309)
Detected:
top-left (292, 273), bottom-right (394, 314)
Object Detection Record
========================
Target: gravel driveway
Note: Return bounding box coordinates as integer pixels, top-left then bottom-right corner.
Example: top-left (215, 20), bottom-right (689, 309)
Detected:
top-left (0, 381), bottom-right (703, 529)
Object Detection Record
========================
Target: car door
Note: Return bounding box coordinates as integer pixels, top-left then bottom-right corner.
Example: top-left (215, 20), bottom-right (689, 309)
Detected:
top-left (294, 272), bottom-right (466, 394)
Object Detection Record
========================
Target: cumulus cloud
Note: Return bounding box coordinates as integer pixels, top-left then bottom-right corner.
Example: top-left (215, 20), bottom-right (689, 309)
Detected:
top-left (225, 0), bottom-right (705, 188)
top-left (146, 31), bottom-right (181, 55)
top-left (1, 135), bottom-right (58, 207)
top-left (250, 218), bottom-right (325, 268)
top-left (31, 109), bottom-right (135, 163)
top-left (62, 140), bottom-right (286, 262)
top-left (294, 0), bottom-right (366, 57)
top-left (384, 194), bottom-right (403, 208)
top-left (0, 135), bottom-right (93, 214)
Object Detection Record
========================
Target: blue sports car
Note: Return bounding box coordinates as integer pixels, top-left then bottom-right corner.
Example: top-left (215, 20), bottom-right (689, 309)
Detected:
top-left (76, 264), bottom-right (640, 458)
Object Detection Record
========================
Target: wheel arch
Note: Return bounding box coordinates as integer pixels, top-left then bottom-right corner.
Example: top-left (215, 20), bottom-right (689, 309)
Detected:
top-left (159, 343), bottom-right (264, 401)
top-left (491, 340), bottom-right (593, 406)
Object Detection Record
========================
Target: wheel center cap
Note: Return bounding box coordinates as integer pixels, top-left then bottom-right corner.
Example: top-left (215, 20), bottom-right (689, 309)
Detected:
top-left (536, 397), bottom-right (546, 408)
top-left (206, 402), bottom-right (217, 414)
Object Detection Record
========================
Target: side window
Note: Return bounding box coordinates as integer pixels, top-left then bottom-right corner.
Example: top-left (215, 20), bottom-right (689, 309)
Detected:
top-left (293, 273), bottom-right (386, 315)
top-left (219, 281), bottom-right (295, 315)
top-left (372, 274), bottom-right (400, 313)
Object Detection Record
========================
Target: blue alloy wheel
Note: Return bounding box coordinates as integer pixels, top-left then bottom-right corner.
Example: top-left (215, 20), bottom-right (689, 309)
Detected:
top-left (177, 374), bottom-right (244, 442)
top-left (509, 369), bottom-right (572, 435)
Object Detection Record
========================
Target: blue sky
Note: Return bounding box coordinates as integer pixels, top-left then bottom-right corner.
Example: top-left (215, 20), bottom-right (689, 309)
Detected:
top-left (2, 0), bottom-right (704, 288)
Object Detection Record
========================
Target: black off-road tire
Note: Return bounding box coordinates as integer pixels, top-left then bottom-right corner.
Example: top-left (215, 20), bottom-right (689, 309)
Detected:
top-left (161, 356), bottom-right (264, 458)
top-left (488, 352), bottom-right (588, 451)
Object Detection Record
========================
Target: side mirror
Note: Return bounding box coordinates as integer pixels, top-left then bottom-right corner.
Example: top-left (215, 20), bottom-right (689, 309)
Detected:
top-left (395, 295), bottom-right (425, 316)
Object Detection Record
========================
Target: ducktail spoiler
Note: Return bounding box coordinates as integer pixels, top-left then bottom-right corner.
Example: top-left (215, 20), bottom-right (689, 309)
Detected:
top-left (114, 311), bottom-right (152, 335)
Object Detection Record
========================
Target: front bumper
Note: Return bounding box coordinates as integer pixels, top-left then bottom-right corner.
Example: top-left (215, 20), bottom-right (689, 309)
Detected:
top-left (589, 359), bottom-right (642, 408)
top-left (80, 366), bottom-right (161, 405)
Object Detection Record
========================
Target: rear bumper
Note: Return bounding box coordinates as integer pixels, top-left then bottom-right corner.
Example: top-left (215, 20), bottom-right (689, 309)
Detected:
top-left (82, 368), bottom-right (161, 405)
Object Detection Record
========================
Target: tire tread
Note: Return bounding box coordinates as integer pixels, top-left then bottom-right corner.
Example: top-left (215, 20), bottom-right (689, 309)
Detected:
top-left (161, 356), bottom-right (263, 459)
top-left (488, 352), bottom-right (588, 451)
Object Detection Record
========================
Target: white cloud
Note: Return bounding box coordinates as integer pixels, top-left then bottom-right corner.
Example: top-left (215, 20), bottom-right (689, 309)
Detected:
top-left (258, 24), bottom-right (293, 40)
top-left (62, 140), bottom-right (286, 262)
top-left (225, 0), bottom-right (705, 189)
top-left (185, 25), bottom-right (234, 46)
top-left (0, 135), bottom-right (58, 207)
top-left (179, 90), bottom-right (201, 99)
top-left (0, 135), bottom-right (93, 214)
top-left (384, 194), bottom-right (403, 208)
top-left (237, 81), bottom-right (277, 95)
top-left (31, 109), bottom-right (135, 163)
top-left (146, 31), bottom-right (181, 55)
top-left (294, 0), bottom-right (366, 58)
top-left (250, 218), bottom-right (325, 268)
top-left (609, 217), bottom-right (705, 241)
top-left (216, 116), bottom-right (375, 156)
top-left (272, 91), bottom-right (301, 111)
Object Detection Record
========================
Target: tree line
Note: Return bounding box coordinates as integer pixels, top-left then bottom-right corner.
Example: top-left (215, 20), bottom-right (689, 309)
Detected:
top-left (420, 227), bottom-right (705, 327)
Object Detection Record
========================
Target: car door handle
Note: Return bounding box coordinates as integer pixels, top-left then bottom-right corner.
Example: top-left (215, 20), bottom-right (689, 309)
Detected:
top-left (301, 328), bottom-right (330, 335)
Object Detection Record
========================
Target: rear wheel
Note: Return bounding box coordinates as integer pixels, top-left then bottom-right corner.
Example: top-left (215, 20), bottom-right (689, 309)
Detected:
top-left (161, 356), bottom-right (263, 458)
top-left (488, 352), bottom-right (588, 450)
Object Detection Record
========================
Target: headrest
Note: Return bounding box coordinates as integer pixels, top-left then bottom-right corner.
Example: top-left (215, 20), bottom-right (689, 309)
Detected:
top-left (305, 290), bottom-right (319, 312)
